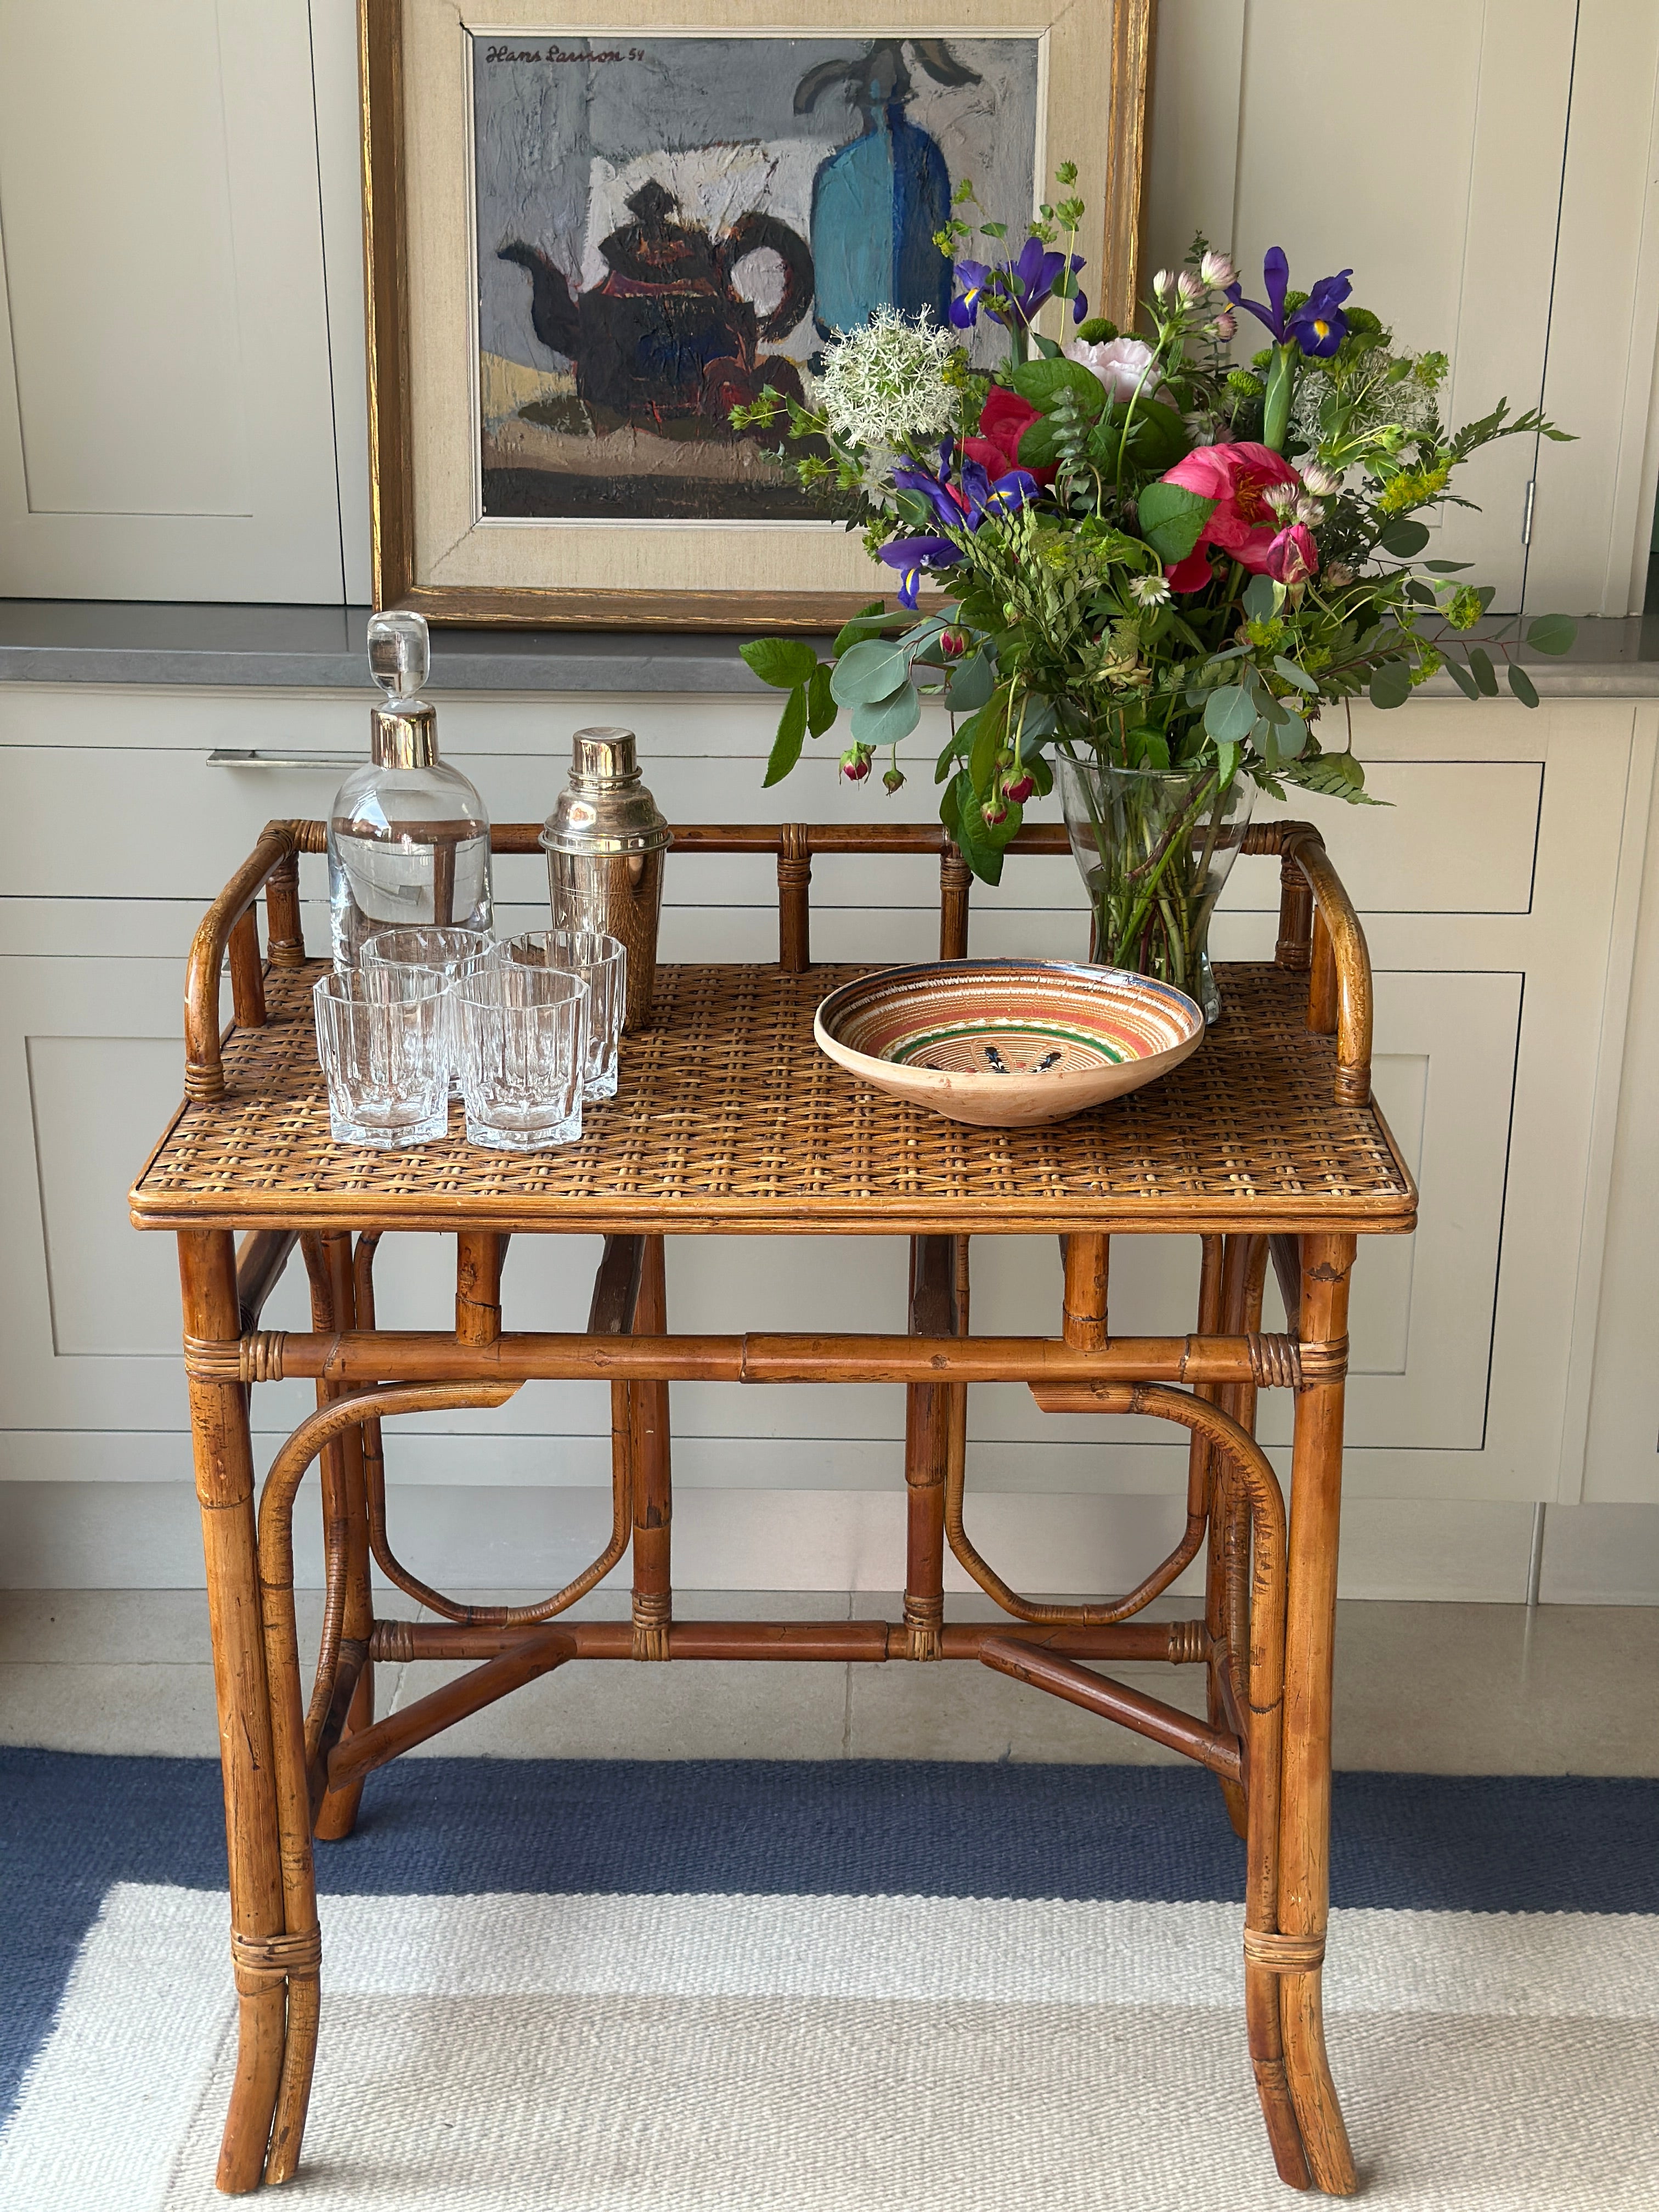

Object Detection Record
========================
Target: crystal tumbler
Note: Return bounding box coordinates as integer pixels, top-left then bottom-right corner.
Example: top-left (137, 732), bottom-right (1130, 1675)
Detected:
top-left (454, 966), bottom-right (587, 1150)
top-left (313, 968), bottom-right (449, 1148)
top-left (363, 924), bottom-right (494, 1098)
top-left (496, 928), bottom-right (626, 1101)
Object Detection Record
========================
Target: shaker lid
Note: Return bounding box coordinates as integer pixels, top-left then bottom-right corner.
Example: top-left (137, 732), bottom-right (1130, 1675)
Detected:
top-left (540, 726), bottom-right (672, 855)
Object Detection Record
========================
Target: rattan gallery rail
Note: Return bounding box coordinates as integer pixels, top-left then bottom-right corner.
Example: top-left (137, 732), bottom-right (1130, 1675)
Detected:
top-left (129, 814), bottom-right (1414, 2197)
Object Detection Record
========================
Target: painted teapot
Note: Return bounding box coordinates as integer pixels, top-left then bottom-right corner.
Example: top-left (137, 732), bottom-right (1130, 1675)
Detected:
top-left (500, 182), bottom-right (813, 428)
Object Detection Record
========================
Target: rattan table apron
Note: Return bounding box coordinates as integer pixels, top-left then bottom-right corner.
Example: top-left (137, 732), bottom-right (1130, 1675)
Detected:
top-left (129, 816), bottom-right (1414, 2198)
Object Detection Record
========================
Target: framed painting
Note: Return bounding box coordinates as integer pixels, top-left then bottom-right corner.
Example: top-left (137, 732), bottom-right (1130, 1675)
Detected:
top-left (361, 0), bottom-right (1154, 627)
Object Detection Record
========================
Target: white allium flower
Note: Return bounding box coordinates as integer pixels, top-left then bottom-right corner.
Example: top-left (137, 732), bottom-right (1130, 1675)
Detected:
top-left (1176, 269), bottom-right (1204, 304)
top-left (1264, 479), bottom-right (1299, 518)
top-left (1064, 335), bottom-right (1173, 406)
top-left (1294, 493), bottom-right (1325, 527)
top-left (813, 309), bottom-right (962, 452)
top-left (1152, 268), bottom-right (1176, 300)
top-left (1290, 352), bottom-right (1439, 453)
top-left (1130, 573), bottom-right (1172, 606)
top-left (1212, 309), bottom-right (1238, 341)
top-left (1300, 461), bottom-right (1341, 497)
top-left (1200, 250), bottom-right (1237, 291)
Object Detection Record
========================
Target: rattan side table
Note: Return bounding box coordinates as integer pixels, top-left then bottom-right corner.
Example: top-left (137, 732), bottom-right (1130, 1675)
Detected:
top-left (130, 815), bottom-right (1414, 2197)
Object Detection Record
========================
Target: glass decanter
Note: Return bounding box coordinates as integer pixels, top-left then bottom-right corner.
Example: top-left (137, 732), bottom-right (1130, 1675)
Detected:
top-left (328, 610), bottom-right (493, 971)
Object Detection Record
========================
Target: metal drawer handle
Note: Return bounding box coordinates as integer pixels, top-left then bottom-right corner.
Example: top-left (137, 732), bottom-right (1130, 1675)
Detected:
top-left (207, 749), bottom-right (361, 770)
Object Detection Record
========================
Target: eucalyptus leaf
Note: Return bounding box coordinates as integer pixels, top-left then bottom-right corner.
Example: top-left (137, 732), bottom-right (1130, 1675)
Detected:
top-left (850, 684), bottom-right (921, 749)
top-left (742, 637), bottom-right (819, 691)
top-left (830, 638), bottom-right (910, 707)
top-left (1272, 654), bottom-right (1319, 694)
top-left (946, 650), bottom-right (995, 713)
top-left (1203, 682), bottom-right (1256, 744)
top-left (1378, 517), bottom-right (1432, 558)
top-left (1468, 647), bottom-right (1499, 697)
top-left (1526, 612), bottom-right (1576, 654)
top-left (832, 602), bottom-right (905, 656)
top-left (1242, 573), bottom-right (1278, 622)
top-left (1443, 656), bottom-right (1481, 700)
top-left (1368, 660), bottom-right (1413, 710)
top-left (761, 685), bottom-right (807, 787)
top-left (1424, 559), bottom-right (1474, 574)
top-left (1507, 663), bottom-right (1541, 707)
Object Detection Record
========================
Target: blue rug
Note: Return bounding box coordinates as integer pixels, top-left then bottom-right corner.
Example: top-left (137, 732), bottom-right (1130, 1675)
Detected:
top-left (3, 1753), bottom-right (1657, 2209)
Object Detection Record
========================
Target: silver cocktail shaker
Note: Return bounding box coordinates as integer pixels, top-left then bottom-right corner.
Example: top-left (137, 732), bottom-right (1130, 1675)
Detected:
top-left (540, 727), bottom-right (671, 1031)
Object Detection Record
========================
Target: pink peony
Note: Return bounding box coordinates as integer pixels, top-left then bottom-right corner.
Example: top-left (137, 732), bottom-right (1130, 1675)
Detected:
top-left (1157, 442), bottom-right (1304, 592)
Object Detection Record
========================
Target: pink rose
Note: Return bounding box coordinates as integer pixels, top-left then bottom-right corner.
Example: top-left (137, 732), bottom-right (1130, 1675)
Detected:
top-left (1266, 522), bottom-right (1319, 588)
top-left (1064, 335), bottom-right (1174, 407)
top-left (964, 386), bottom-right (1056, 486)
top-left (1157, 442), bottom-right (1304, 592)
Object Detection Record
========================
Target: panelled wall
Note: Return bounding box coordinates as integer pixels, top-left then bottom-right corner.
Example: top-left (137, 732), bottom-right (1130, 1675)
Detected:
top-left (2, 3), bottom-right (1657, 611)
top-left (2, 2), bottom-right (1659, 1595)
top-left (3, 679), bottom-right (1657, 1599)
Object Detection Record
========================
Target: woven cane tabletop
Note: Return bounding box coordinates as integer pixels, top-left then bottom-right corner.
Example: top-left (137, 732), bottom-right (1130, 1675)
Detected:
top-left (130, 961), bottom-right (1416, 1237)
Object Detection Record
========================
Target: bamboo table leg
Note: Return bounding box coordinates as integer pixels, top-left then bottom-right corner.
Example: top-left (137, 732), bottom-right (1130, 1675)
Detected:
top-left (632, 1235), bottom-right (672, 1660)
top-left (902, 1237), bottom-right (956, 1660)
top-left (179, 1228), bottom-right (298, 2195)
top-left (1276, 1230), bottom-right (1359, 2196)
top-left (313, 1232), bottom-right (376, 1843)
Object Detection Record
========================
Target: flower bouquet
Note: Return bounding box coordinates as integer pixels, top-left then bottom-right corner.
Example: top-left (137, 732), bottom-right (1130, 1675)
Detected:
top-left (735, 167), bottom-right (1574, 1018)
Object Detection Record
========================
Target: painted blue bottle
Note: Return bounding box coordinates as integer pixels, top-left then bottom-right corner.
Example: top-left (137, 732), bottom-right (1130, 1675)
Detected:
top-left (795, 40), bottom-right (979, 338)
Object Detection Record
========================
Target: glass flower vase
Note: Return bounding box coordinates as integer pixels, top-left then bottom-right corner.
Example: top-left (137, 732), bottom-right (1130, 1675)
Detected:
top-left (1056, 757), bottom-right (1255, 1024)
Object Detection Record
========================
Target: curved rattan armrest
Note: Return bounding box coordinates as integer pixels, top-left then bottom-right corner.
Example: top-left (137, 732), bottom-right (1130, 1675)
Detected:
top-left (185, 819), bottom-right (317, 1103)
top-left (1242, 820), bottom-right (1372, 1106)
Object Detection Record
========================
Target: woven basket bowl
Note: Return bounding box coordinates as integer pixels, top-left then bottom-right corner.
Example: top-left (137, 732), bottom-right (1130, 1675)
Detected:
top-left (814, 960), bottom-right (1205, 1128)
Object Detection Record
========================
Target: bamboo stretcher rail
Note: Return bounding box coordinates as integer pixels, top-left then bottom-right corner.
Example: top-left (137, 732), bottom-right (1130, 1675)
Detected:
top-left (193, 1326), bottom-right (1311, 1389)
top-left (368, 1616), bottom-right (1215, 1664)
top-left (176, 813), bottom-right (1374, 1109)
top-left (980, 1637), bottom-right (1244, 1780)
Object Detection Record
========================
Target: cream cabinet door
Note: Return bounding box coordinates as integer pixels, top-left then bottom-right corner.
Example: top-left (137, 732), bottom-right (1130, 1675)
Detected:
top-left (0, 2), bottom-right (346, 600)
top-left (1146, 0), bottom-right (1577, 606)
top-left (0, 955), bottom-right (195, 1471)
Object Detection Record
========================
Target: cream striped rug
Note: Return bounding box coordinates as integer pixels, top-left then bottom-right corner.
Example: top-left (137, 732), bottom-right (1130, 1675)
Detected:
top-left (3, 1755), bottom-right (1655, 2209)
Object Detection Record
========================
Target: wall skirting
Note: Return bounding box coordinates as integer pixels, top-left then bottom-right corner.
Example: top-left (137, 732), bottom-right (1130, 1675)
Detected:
top-left (3, 1482), bottom-right (1654, 1603)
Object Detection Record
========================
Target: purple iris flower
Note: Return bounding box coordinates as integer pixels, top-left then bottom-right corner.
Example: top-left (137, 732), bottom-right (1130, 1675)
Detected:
top-left (1225, 248), bottom-right (1352, 357)
top-left (878, 534), bottom-right (962, 610)
top-left (950, 236), bottom-right (1088, 330)
top-left (948, 259), bottom-right (994, 331)
top-left (881, 444), bottom-right (1039, 607)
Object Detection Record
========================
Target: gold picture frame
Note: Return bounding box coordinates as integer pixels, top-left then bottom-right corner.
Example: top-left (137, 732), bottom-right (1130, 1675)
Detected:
top-left (360, 0), bottom-right (1154, 629)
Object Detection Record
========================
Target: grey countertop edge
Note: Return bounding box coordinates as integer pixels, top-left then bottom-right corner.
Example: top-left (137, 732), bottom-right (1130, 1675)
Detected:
top-left (2, 601), bottom-right (1658, 699)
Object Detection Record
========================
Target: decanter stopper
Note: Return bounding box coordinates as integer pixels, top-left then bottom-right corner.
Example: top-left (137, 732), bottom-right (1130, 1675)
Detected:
top-left (368, 610), bottom-right (437, 768)
top-left (368, 608), bottom-right (430, 703)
